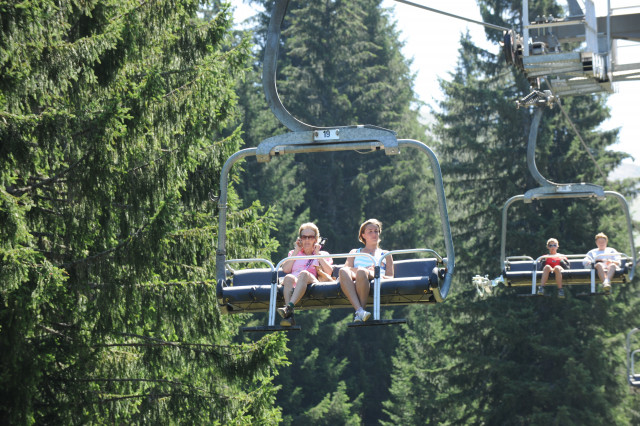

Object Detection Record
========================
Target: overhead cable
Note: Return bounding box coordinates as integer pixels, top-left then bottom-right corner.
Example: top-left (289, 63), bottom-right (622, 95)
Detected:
top-left (554, 96), bottom-right (608, 182)
top-left (391, 0), bottom-right (510, 32)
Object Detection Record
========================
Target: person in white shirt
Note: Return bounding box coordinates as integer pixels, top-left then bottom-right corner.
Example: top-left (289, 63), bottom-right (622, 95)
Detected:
top-left (339, 218), bottom-right (394, 323)
top-left (582, 232), bottom-right (620, 294)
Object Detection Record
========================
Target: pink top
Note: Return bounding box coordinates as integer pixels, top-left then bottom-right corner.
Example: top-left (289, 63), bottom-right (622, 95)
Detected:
top-left (287, 249), bottom-right (333, 277)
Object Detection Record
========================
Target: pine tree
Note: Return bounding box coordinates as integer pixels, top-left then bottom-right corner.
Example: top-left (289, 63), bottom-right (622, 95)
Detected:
top-left (0, 1), bottom-right (286, 423)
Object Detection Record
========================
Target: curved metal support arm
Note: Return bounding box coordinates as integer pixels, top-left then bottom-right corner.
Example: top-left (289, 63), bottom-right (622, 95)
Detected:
top-left (263, 0), bottom-right (323, 131)
top-left (527, 107), bottom-right (557, 187)
top-left (215, 148), bottom-right (258, 284)
top-left (500, 194), bottom-right (526, 267)
top-left (398, 139), bottom-right (455, 301)
top-left (604, 190), bottom-right (637, 280)
top-left (273, 252), bottom-right (376, 274)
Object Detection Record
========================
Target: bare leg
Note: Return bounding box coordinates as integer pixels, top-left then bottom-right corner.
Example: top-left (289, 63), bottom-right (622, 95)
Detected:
top-left (281, 275), bottom-right (296, 304)
top-left (541, 265), bottom-right (552, 286)
top-left (606, 266), bottom-right (616, 281)
top-left (354, 269), bottom-right (371, 309)
top-left (595, 263), bottom-right (607, 283)
top-left (339, 268), bottom-right (362, 311)
top-left (553, 265), bottom-right (563, 288)
top-left (290, 270), bottom-right (315, 305)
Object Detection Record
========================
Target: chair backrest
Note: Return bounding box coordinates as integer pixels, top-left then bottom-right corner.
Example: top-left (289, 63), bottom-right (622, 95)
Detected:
top-left (393, 258), bottom-right (438, 278)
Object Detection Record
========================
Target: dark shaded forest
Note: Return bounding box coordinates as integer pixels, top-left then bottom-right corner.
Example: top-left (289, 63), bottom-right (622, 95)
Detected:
top-left (1, 0), bottom-right (639, 424)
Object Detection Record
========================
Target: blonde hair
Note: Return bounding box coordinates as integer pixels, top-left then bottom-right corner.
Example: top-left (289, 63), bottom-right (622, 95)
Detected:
top-left (358, 218), bottom-right (382, 245)
top-left (298, 222), bottom-right (320, 240)
top-left (595, 232), bottom-right (608, 243)
top-left (546, 238), bottom-right (558, 246)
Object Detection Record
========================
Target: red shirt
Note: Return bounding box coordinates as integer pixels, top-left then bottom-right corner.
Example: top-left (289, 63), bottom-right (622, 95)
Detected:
top-left (545, 256), bottom-right (563, 268)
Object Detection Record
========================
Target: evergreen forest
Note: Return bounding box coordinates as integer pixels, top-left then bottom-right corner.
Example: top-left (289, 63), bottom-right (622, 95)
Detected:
top-left (1, 0), bottom-right (639, 424)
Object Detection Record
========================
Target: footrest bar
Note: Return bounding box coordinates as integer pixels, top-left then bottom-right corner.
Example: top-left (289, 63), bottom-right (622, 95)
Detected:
top-left (347, 319), bottom-right (407, 328)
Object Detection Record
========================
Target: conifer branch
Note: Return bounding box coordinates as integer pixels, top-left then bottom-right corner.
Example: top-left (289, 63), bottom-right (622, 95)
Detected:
top-left (61, 219), bottom-right (151, 268)
top-left (39, 324), bottom-right (72, 341)
top-left (8, 154), bottom-right (89, 196)
top-left (127, 132), bottom-right (236, 174)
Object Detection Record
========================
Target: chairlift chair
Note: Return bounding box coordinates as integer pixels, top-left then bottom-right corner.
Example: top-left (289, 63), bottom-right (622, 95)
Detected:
top-left (215, 0), bottom-right (455, 332)
top-left (500, 107), bottom-right (637, 296)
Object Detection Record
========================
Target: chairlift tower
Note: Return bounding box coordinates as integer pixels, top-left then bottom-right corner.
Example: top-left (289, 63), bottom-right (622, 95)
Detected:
top-left (504, 0), bottom-right (640, 96)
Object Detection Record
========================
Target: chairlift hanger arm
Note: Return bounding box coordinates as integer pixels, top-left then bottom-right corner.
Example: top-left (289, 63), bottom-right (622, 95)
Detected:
top-left (264, 0), bottom-right (366, 131)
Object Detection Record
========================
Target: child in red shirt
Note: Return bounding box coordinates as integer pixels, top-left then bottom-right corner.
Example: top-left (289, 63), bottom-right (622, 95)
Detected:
top-left (538, 238), bottom-right (569, 297)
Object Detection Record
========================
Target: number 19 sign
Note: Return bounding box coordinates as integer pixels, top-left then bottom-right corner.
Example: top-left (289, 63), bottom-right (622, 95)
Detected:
top-left (313, 129), bottom-right (340, 141)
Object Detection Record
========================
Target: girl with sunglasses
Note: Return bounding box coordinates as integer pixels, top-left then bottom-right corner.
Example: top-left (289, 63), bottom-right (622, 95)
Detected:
top-left (277, 223), bottom-right (333, 326)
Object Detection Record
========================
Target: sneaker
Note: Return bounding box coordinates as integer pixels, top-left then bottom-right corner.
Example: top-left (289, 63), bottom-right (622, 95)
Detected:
top-left (277, 305), bottom-right (293, 319)
top-left (280, 313), bottom-right (295, 327)
top-left (354, 310), bottom-right (371, 322)
top-left (603, 281), bottom-right (611, 295)
top-left (537, 286), bottom-right (545, 296)
top-left (557, 288), bottom-right (565, 298)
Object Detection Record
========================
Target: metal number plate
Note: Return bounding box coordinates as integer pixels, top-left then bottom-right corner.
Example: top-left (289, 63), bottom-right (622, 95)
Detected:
top-left (314, 129), bottom-right (340, 141)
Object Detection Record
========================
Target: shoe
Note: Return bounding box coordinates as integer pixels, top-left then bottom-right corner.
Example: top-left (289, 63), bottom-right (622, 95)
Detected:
top-left (603, 281), bottom-right (611, 295)
top-left (354, 310), bottom-right (371, 322)
top-left (557, 288), bottom-right (565, 298)
top-left (280, 313), bottom-right (295, 327)
top-left (537, 286), bottom-right (545, 296)
top-left (277, 304), bottom-right (293, 319)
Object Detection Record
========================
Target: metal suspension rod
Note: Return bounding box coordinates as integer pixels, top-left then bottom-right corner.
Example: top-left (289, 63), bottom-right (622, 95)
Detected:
top-left (555, 97), bottom-right (607, 181)
top-left (262, 0), bottom-right (322, 131)
top-left (526, 107), bottom-right (556, 187)
top-left (391, 0), bottom-right (509, 32)
top-left (543, 79), bottom-right (607, 181)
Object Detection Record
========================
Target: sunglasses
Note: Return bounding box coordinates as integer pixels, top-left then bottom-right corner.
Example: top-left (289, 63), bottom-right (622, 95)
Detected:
top-left (300, 235), bottom-right (316, 240)
top-left (548, 244), bottom-right (558, 247)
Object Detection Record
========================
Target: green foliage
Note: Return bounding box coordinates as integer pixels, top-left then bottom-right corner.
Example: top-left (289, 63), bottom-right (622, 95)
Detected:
top-left (0, 1), bottom-right (286, 423)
